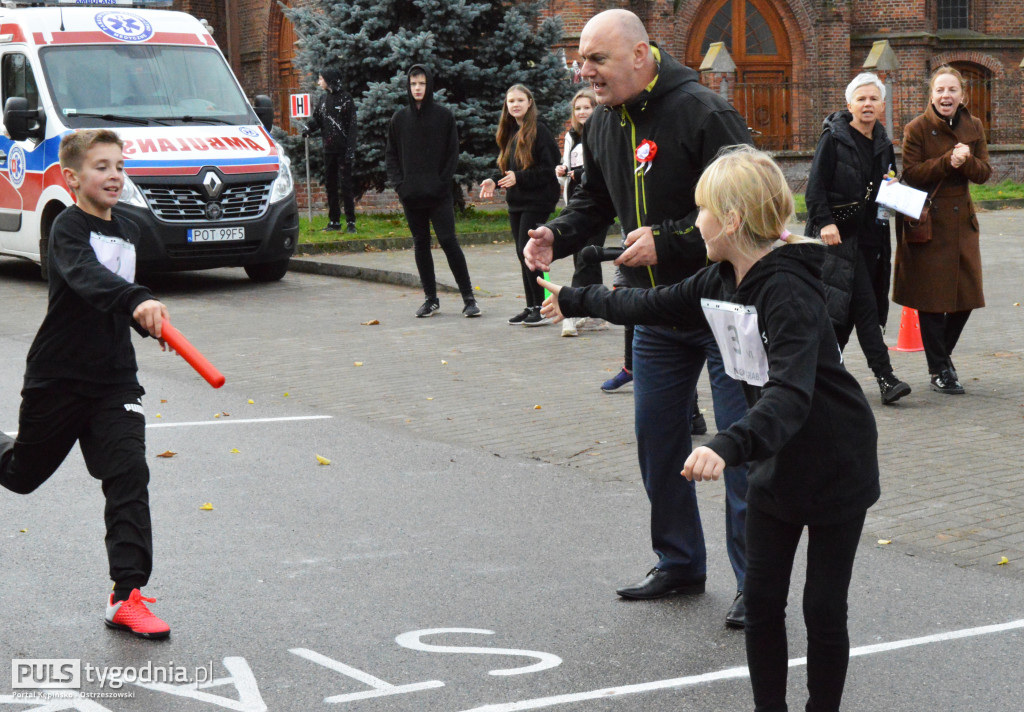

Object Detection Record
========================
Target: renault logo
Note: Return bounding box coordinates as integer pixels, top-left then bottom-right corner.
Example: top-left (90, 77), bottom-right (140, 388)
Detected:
top-left (201, 171), bottom-right (224, 199)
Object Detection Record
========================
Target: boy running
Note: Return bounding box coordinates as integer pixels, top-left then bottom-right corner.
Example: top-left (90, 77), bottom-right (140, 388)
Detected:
top-left (0, 129), bottom-right (170, 639)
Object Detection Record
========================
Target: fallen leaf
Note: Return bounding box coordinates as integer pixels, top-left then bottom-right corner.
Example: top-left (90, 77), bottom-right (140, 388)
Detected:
top-left (160, 399), bottom-right (168, 403)
top-left (441, 360), bottom-right (448, 365)
top-left (1014, 303), bottom-right (1020, 307)
top-left (354, 361), bottom-right (363, 367)
top-left (19, 529), bottom-right (27, 533)
top-left (316, 454), bottom-right (331, 465)
top-left (997, 556), bottom-right (1010, 565)
top-left (247, 399), bottom-right (255, 404)
top-left (360, 319), bottom-right (380, 326)
top-left (877, 539), bottom-right (891, 545)
top-left (427, 397), bottom-right (434, 400)
top-left (229, 448), bottom-right (241, 454)
top-left (155, 414), bottom-right (162, 418)
top-left (534, 405), bottom-right (542, 410)
top-left (199, 503), bottom-right (213, 511)
top-left (156, 450), bottom-right (177, 458)
top-left (214, 413), bottom-right (221, 418)
top-left (283, 392), bottom-right (289, 397)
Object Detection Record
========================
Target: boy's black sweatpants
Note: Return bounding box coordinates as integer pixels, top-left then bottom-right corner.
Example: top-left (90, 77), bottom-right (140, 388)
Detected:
top-left (0, 385), bottom-right (152, 590)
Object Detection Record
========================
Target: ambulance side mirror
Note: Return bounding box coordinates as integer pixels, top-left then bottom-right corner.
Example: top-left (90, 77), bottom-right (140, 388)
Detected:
top-left (3, 97), bottom-right (45, 142)
top-left (252, 95), bottom-right (274, 132)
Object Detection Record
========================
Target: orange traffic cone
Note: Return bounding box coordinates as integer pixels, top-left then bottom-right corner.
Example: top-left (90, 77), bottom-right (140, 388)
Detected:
top-left (890, 307), bottom-right (923, 352)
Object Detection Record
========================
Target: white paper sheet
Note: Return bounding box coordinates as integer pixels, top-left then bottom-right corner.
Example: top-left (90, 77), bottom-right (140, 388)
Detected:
top-left (876, 179), bottom-right (928, 220)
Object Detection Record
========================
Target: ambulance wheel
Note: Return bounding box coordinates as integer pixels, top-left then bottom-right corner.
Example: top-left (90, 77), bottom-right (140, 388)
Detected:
top-left (244, 258), bottom-right (289, 282)
top-left (38, 235), bottom-right (49, 281)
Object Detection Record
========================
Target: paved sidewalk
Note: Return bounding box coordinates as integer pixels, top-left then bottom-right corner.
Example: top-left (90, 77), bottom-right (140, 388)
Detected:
top-left (288, 211), bottom-right (1024, 575)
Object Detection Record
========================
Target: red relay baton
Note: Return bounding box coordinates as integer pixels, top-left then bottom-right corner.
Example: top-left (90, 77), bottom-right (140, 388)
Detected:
top-left (160, 319), bottom-right (226, 389)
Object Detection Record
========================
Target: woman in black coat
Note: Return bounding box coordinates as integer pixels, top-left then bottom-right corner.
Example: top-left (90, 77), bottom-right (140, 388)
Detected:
top-left (480, 84), bottom-right (561, 326)
top-left (806, 72), bottom-right (910, 405)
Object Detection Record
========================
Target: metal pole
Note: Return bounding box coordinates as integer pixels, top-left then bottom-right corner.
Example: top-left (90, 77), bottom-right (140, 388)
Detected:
top-left (304, 135), bottom-right (312, 227)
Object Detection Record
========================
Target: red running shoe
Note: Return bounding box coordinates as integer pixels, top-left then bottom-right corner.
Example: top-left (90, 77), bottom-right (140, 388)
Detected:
top-left (105, 589), bottom-right (171, 639)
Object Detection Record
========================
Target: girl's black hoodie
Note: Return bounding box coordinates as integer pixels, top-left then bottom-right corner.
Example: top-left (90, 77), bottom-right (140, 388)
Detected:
top-left (558, 243), bottom-right (880, 526)
top-left (493, 121), bottom-right (561, 214)
top-left (386, 65), bottom-right (459, 208)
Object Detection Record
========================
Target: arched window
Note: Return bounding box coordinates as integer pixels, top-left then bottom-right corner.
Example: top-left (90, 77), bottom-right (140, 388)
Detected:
top-left (687, 0), bottom-right (793, 149)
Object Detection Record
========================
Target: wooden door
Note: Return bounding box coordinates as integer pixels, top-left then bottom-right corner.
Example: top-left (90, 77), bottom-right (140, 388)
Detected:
top-left (276, 11), bottom-right (301, 134)
top-left (950, 62), bottom-right (992, 142)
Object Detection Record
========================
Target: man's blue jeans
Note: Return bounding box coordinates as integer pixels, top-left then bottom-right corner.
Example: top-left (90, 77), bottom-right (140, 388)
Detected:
top-left (632, 325), bottom-right (749, 589)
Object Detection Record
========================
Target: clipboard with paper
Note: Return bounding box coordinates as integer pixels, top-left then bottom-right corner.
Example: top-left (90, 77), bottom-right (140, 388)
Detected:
top-left (875, 179), bottom-right (928, 220)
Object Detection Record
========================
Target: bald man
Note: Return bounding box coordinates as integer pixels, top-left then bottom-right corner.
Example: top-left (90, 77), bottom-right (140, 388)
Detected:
top-left (525, 10), bottom-right (753, 628)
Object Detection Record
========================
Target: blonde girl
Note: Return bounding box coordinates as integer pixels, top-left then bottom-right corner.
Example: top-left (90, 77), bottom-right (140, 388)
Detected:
top-left (540, 145), bottom-right (879, 712)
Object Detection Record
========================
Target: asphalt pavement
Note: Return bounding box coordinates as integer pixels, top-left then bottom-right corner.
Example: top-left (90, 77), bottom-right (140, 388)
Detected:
top-left (0, 209), bottom-right (1021, 711)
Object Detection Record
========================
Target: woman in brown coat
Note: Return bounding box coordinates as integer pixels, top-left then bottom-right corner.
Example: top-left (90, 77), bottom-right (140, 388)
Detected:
top-left (894, 65), bottom-right (990, 394)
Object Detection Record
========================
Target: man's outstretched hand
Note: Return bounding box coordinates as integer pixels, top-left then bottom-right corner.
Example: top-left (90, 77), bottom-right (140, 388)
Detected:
top-left (525, 226), bottom-right (555, 271)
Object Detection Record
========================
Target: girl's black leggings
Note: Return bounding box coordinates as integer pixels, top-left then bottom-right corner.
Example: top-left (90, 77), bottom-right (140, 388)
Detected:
top-left (509, 209), bottom-right (552, 308)
top-left (743, 504), bottom-right (866, 712)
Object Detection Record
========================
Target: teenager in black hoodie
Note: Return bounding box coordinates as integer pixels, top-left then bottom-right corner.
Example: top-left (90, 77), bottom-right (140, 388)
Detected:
top-left (541, 147), bottom-right (880, 712)
top-left (303, 67), bottom-right (357, 232)
top-left (386, 65), bottom-right (479, 318)
top-left (479, 84), bottom-right (560, 326)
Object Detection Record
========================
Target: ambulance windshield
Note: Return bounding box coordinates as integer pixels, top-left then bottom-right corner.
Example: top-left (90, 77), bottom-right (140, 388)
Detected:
top-left (39, 44), bottom-right (255, 128)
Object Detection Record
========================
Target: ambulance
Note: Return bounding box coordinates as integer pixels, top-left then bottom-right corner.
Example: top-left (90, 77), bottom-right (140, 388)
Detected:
top-left (0, 0), bottom-right (298, 281)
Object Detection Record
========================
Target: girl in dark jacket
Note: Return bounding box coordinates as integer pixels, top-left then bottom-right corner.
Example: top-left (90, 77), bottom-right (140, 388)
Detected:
top-left (540, 146), bottom-right (879, 712)
top-left (805, 72), bottom-right (910, 405)
top-left (480, 84), bottom-right (560, 326)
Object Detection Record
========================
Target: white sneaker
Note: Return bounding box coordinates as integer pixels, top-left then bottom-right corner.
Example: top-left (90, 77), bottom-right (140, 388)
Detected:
top-left (561, 317), bottom-right (579, 337)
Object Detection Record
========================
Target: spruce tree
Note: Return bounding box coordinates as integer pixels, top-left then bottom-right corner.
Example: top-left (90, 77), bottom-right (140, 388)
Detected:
top-left (279, 0), bottom-right (573, 207)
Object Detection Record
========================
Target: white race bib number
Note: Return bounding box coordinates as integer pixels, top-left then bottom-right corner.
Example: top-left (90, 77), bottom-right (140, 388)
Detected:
top-left (701, 298), bottom-right (769, 386)
top-left (90, 233), bottom-right (136, 282)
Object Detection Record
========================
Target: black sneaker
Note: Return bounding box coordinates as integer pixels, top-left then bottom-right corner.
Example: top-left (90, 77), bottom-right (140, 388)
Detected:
top-left (522, 306), bottom-right (549, 326)
top-left (322, 222), bottom-right (341, 232)
top-left (508, 308), bottom-right (531, 325)
top-left (930, 368), bottom-right (964, 395)
top-left (346, 222), bottom-right (357, 234)
top-left (877, 372), bottom-right (912, 404)
top-left (462, 301), bottom-right (481, 318)
top-left (690, 409), bottom-right (707, 435)
top-left (415, 298), bottom-right (440, 318)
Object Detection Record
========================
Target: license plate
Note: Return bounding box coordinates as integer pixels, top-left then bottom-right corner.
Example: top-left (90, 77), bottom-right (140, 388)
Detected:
top-left (187, 227), bottom-right (245, 242)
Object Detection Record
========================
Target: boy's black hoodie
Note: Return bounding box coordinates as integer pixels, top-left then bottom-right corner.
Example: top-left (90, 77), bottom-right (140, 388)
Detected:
top-left (25, 206), bottom-right (154, 386)
top-left (558, 243), bottom-right (880, 526)
top-left (306, 67), bottom-right (357, 156)
top-left (386, 65), bottom-right (459, 208)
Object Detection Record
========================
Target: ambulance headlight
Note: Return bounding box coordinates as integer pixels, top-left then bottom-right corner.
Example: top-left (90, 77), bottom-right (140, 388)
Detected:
top-left (119, 174), bottom-right (147, 209)
top-left (270, 151), bottom-right (294, 204)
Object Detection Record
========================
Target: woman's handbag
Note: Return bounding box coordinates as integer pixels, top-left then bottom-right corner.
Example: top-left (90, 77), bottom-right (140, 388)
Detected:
top-left (829, 201), bottom-right (864, 223)
top-left (901, 179), bottom-right (944, 244)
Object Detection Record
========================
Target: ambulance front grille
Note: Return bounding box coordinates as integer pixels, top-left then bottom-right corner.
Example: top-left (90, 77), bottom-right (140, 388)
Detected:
top-left (141, 181), bottom-right (272, 222)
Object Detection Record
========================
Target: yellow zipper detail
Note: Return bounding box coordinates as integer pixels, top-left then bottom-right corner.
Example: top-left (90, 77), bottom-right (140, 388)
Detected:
top-left (621, 107), bottom-right (656, 287)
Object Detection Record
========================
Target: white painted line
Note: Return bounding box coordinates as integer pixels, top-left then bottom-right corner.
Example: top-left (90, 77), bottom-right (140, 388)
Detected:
top-left (146, 415), bottom-right (333, 429)
top-left (460, 618), bottom-right (1024, 712)
top-left (3, 415), bottom-right (334, 438)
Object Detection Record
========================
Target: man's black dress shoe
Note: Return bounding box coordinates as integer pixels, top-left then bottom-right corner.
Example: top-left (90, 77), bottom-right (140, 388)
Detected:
top-left (616, 568), bottom-right (706, 600)
top-left (725, 590), bottom-right (745, 629)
